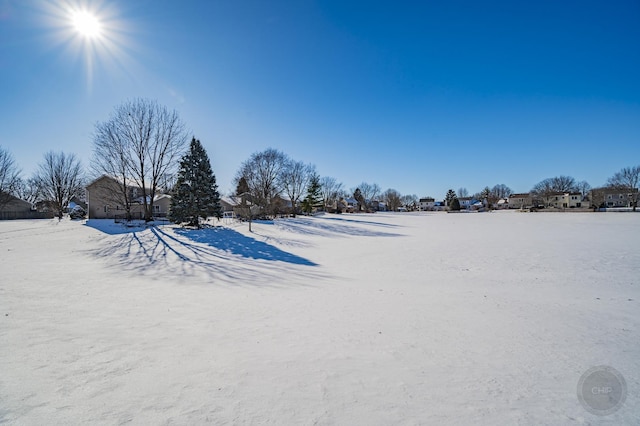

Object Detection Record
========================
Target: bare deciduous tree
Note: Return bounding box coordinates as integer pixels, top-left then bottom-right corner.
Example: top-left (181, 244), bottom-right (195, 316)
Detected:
top-left (320, 176), bottom-right (344, 211)
top-left (401, 194), bottom-right (417, 210)
top-left (93, 98), bottom-right (189, 221)
top-left (383, 188), bottom-right (402, 211)
top-left (235, 148), bottom-right (287, 216)
top-left (607, 166), bottom-right (640, 211)
top-left (576, 180), bottom-right (591, 199)
top-left (14, 177), bottom-right (42, 206)
top-left (531, 176), bottom-right (579, 206)
top-left (280, 159), bottom-right (313, 217)
top-left (490, 184), bottom-right (512, 199)
top-left (0, 146), bottom-right (21, 209)
top-left (35, 151), bottom-right (83, 218)
top-left (457, 187), bottom-right (469, 198)
top-left (92, 117), bottom-right (137, 220)
top-left (358, 182), bottom-right (381, 210)
top-left (588, 187), bottom-right (606, 210)
top-left (235, 176), bottom-right (253, 231)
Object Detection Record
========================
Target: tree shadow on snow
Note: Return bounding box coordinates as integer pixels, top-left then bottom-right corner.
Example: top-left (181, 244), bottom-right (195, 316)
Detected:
top-left (85, 221), bottom-right (322, 287)
top-left (320, 215), bottom-right (401, 228)
top-left (84, 219), bottom-right (153, 235)
top-left (173, 227), bottom-right (317, 266)
top-left (273, 217), bottom-right (405, 238)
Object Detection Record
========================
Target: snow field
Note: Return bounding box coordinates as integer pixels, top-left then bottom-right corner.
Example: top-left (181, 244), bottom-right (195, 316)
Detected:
top-left (1, 211), bottom-right (638, 425)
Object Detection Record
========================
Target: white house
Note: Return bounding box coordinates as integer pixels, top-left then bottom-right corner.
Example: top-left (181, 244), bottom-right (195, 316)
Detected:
top-left (419, 197), bottom-right (435, 210)
top-left (546, 192), bottom-right (583, 208)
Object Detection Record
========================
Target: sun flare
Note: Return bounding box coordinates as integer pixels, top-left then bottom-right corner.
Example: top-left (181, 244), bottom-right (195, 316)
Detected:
top-left (71, 10), bottom-right (101, 38)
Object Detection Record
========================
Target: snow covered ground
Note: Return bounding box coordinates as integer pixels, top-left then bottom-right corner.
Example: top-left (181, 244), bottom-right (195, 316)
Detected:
top-left (1, 211), bottom-right (638, 425)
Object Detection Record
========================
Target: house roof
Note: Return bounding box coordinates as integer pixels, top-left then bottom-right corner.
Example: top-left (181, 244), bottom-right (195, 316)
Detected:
top-left (221, 196), bottom-right (247, 207)
top-left (220, 196), bottom-right (236, 206)
top-left (86, 174), bottom-right (155, 191)
top-left (590, 187), bottom-right (639, 196)
top-left (509, 193), bottom-right (531, 198)
top-left (86, 174), bottom-right (118, 189)
top-left (0, 192), bottom-right (32, 210)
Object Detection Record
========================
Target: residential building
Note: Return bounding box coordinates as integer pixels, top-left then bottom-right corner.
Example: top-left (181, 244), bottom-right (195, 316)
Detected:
top-left (590, 187), bottom-right (639, 208)
top-left (220, 196), bottom-right (240, 214)
top-left (458, 197), bottom-right (473, 209)
top-left (152, 194), bottom-right (172, 218)
top-left (544, 192), bottom-right (583, 208)
top-left (86, 175), bottom-right (170, 219)
top-left (496, 198), bottom-right (509, 209)
top-left (419, 197), bottom-right (435, 210)
top-left (508, 193), bottom-right (533, 209)
top-left (0, 193), bottom-right (47, 220)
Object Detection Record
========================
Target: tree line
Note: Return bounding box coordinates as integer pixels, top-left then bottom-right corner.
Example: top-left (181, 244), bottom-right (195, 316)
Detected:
top-left (2, 98), bottom-right (639, 222)
top-left (442, 170), bottom-right (639, 211)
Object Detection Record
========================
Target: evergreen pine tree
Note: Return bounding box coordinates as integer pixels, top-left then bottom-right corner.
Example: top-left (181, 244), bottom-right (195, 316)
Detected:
top-left (169, 138), bottom-right (221, 227)
top-left (480, 186), bottom-right (492, 209)
top-left (353, 188), bottom-right (365, 212)
top-left (302, 173), bottom-right (322, 215)
top-left (450, 197), bottom-right (461, 211)
top-left (445, 189), bottom-right (457, 206)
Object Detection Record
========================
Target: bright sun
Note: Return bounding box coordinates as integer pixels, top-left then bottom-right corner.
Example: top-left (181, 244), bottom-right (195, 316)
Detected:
top-left (71, 10), bottom-right (101, 38)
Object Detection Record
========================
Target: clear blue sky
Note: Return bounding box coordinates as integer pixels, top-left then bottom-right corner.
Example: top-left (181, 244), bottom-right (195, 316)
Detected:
top-left (1, 0), bottom-right (639, 199)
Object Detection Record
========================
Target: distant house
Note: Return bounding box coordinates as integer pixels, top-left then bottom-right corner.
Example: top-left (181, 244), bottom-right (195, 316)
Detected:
top-left (419, 197), bottom-right (435, 211)
top-left (508, 193), bottom-right (533, 209)
top-left (220, 194), bottom-right (261, 219)
top-left (496, 198), bottom-right (509, 209)
top-left (86, 175), bottom-right (171, 220)
top-left (371, 200), bottom-right (387, 211)
top-left (590, 187), bottom-right (639, 208)
top-left (545, 192), bottom-right (583, 209)
top-left (0, 193), bottom-right (41, 220)
top-left (458, 197), bottom-right (473, 209)
top-left (87, 175), bottom-right (143, 219)
top-left (344, 197), bottom-right (358, 212)
top-left (152, 194), bottom-right (172, 217)
top-left (220, 196), bottom-right (240, 214)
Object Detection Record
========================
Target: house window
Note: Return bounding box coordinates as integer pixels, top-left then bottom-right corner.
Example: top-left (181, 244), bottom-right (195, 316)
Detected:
top-left (104, 205), bottom-right (109, 213)
top-left (607, 195), bottom-right (612, 199)
top-left (154, 205), bottom-right (161, 212)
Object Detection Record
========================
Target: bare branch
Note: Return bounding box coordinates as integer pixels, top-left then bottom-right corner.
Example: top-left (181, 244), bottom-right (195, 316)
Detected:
top-left (35, 151), bottom-right (83, 218)
top-left (0, 147), bottom-right (22, 209)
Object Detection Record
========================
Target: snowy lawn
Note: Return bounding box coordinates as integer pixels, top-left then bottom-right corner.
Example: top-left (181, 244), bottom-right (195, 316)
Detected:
top-left (1, 211), bottom-right (638, 425)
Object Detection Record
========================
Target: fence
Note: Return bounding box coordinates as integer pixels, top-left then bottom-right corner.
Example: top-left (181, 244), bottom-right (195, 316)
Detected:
top-left (114, 212), bottom-right (170, 223)
top-left (0, 211), bottom-right (55, 220)
top-left (114, 212), bottom-right (143, 223)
